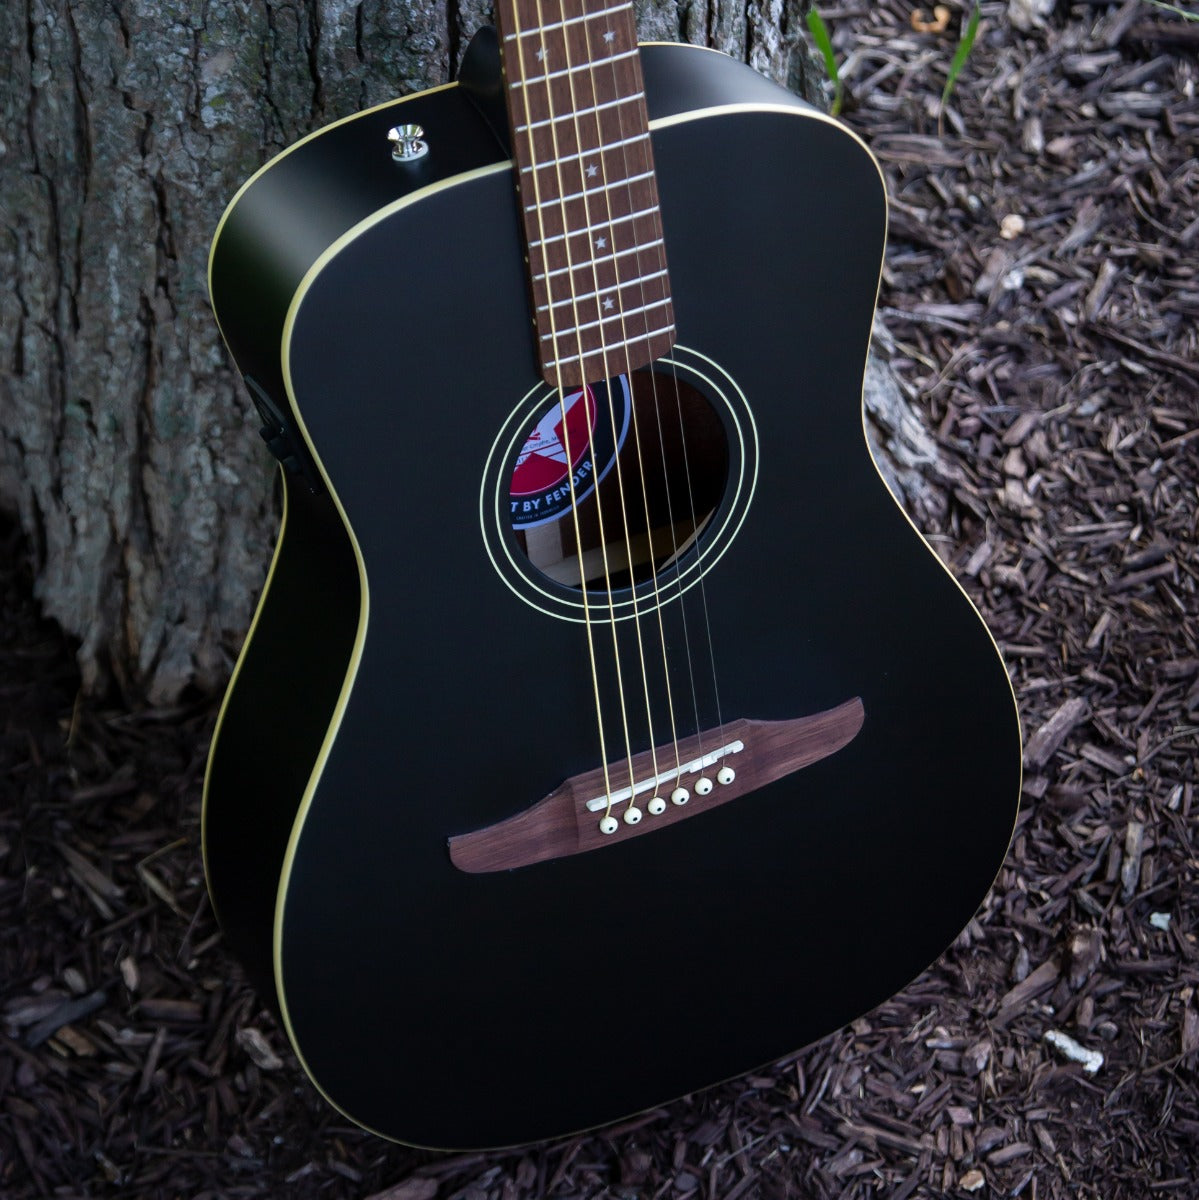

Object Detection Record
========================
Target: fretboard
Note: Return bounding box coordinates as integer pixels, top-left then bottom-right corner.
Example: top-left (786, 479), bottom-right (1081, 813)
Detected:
top-left (496, 0), bottom-right (675, 389)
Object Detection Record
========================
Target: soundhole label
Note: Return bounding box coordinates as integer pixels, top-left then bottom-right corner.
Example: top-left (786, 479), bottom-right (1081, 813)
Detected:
top-left (509, 377), bottom-right (630, 530)
top-left (481, 347), bottom-right (757, 622)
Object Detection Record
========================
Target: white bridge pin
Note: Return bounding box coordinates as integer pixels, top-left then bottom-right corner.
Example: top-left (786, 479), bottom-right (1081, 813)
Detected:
top-left (599, 815), bottom-right (619, 835)
top-left (623, 806), bottom-right (642, 825)
top-left (717, 766), bottom-right (736, 785)
top-left (583, 738), bottom-right (745, 815)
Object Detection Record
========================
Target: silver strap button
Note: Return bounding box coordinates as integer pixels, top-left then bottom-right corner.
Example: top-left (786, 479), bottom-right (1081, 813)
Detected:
top-left (388, 124), bottom-right (428, 161)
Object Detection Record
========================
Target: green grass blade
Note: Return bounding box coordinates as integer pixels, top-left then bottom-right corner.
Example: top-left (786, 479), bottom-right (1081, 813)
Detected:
top-left (938, 2), bottom-right (981, 134)
top-left (1139, 1), bottom-right (1198, 20)
top-left (941, 2), bottom-right (981, 112)
top-left (805, 8), bottom-right (844, 117)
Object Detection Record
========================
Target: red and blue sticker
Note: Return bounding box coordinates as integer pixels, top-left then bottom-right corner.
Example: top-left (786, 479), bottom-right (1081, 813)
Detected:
top-left (509, 375), bottom-right (631, 530)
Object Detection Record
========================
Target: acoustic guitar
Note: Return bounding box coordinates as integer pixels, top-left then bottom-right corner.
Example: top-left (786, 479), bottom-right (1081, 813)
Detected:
top-left (203, 0), bottom-right (1020, 1149)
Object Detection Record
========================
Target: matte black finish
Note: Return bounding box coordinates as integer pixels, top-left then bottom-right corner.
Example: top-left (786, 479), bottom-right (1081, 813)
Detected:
top-left (204, 41), bottom-right (1019, 1149)
top-left (203, 482), bottom-right (359, 1004)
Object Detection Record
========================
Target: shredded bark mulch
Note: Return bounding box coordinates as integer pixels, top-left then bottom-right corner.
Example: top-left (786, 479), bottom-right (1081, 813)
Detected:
top-left (2, 2), bottom-right (1196, 1197)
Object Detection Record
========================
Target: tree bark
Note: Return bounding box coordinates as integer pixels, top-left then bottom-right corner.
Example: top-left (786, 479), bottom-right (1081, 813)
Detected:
top-left (0, 0), bottom-right (829, 702)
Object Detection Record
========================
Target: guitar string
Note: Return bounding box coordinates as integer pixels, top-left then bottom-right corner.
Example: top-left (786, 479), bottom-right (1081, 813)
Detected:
top-left (549, 0), bottom-right (677, 821)
top-left (556, 0), bottom-right (679, 818)
top-left (669, 370), bottom-right (729, 755)
top-left (511, 0), bottom-right (726, 814)
top-left (507, 1), bottom-right (615, 810)
top-left (586, 6), bottom-right (701, 785)
top-left (609, 45), bottom-right (729, 761)
top-left (526, 0), bottom-right (642, 827)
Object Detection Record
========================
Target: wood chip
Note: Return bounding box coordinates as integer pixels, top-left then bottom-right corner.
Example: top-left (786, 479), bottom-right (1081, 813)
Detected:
top-left (235, 1027), bottom-right (284, 1071)
top-left (23, 990), bottom-right (108, 1048)
top-left (1023, 698), bottom-right (1090, 770)
top-left (999, 960), bottom-right (1061, 1011)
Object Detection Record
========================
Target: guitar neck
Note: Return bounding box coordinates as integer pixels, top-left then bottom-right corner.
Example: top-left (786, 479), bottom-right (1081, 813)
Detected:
top-left (496, 0), bottom-right (676, 388)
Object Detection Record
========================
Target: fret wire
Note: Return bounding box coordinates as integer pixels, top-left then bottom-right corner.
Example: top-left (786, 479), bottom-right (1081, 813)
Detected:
top-left (515, 90), bottom-right (644, 133)
top-left (523, 169), bottom-right (653, 210)
top-left (518, 132), bottom-right (648, 173)
top-left (502, 2), bottom-right (632, 41)
top-left (540, 297), bottom-right (672, 342)
top-left (530, 238), bottom-right (665, 281)
top-left (547, 324), bottom-right (676, 368)
top-left (510, 49), bottom-right (637, 90)
top-left (527, 204), bottom-right (662, 249)
top-left (535, 268), bottom-right (669, 311)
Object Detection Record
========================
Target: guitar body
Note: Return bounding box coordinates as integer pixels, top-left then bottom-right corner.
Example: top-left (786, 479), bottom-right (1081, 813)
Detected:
top-left (204, 37), bottom-right (1019, 1148)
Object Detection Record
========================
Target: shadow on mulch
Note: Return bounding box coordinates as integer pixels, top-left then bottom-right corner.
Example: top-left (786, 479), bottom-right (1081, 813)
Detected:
top-left (4, 2), bottom-right (1199, 1198)
top-left (0, 488), bottom-right (1194, 1197)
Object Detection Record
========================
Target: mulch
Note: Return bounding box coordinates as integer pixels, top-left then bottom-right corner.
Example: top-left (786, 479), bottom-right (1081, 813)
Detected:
top-left (2, 1), bottom-right (1196, 1197)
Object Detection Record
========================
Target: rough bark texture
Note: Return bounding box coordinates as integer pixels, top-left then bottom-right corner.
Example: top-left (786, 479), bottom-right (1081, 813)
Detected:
top-left (0, 0), bottom-right (842, 702)
top-left (862, 346), bottom-right (958, 534)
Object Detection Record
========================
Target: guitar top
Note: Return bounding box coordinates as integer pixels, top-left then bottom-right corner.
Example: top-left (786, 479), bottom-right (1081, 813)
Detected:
top-left (203, 7), bottom-right (1020, 1149)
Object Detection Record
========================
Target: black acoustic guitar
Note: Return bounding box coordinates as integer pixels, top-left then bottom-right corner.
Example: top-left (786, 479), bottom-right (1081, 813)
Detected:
top-left (203, 0), bottom-right (1019, 1149)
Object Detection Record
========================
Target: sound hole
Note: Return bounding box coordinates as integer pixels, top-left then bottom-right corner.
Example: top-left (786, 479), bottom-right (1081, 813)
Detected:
top-left (509, 368), bottom-right (729, 592)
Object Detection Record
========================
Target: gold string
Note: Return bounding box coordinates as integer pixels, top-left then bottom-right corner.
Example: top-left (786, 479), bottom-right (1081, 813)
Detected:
top-left (525, 0), bottom-right (641, 829)
top-left (549, 0), bottom-right (671, 823)
top-left (585, 9), bottom-right (698, 785)
top-left (601, 37), bottom-right (729, 763)
top-left (505, 2), bottom-right (615, 811)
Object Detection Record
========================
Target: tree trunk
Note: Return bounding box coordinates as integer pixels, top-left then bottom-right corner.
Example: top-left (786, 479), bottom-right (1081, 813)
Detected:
top-left (0, 0), bottom-right (837, 703)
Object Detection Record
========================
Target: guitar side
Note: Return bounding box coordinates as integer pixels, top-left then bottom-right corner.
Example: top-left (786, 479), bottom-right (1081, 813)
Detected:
top-left (202, 66), bottom-right (511, 997)
top-left (201, 481), bottom-right (360, 999)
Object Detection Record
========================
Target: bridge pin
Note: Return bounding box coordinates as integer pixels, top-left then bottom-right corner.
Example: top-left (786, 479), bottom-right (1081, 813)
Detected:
top-left (599, 815), bottom-right (619, 835)
top-left (717, 766), bottom-right (736, 785)
top-left (671, 787), bottom-right (689, 806)
top-left (694, 777), bottom-right (714, 796)
top-left (623, 806), bottom-right (642, 825)
top-left (647, 796), bottom-right (666, 815)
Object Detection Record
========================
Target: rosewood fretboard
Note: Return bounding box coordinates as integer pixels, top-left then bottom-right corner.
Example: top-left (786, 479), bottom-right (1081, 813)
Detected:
top-left (496, 0), bottom-right (676, 388)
